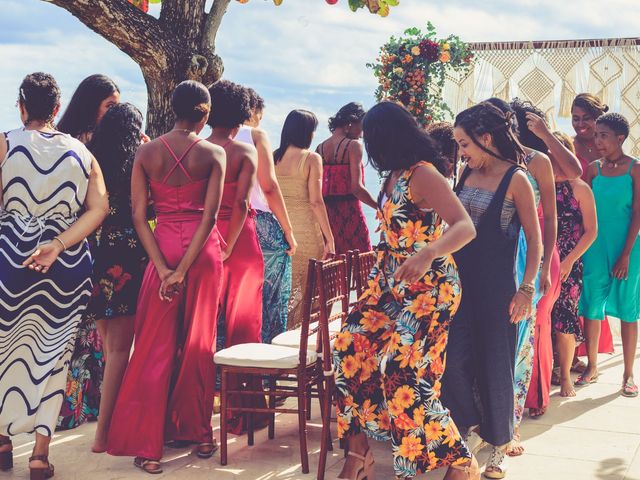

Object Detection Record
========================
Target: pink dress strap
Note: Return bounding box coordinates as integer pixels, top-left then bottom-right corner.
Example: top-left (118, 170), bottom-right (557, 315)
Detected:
top-left (158, 136), bottom-right (202, 184)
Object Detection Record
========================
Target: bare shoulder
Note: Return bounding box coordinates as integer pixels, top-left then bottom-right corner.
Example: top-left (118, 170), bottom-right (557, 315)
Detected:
top-left (528, 150), bottom-right (552, 175)
top-left (509, 169), bottom-right (533, 194)
top-left (348, 140), bottom-right (364, 154)
top-left (308, 151), bottom-right (323, 165)
top-left (251, 127), bottom-right (269, 144)
top-left (410, 162), bottom-right (440, 182)
top-left (570, 178), bottom-right (593, 198)
top-left (630, 159), bottom-right (640, 178)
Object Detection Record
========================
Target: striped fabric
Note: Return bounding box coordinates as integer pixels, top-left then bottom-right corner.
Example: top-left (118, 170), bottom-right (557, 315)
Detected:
top-left (0, 128), bottom-right (93, 437)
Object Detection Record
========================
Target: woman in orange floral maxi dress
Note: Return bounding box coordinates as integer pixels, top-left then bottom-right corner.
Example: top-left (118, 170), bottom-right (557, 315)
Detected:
top-left (333, 102), bottom-right (478, 480)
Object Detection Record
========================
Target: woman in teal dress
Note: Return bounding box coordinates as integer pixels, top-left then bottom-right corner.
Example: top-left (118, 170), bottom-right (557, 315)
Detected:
top-left (580, 113), bottom-right (640, 397)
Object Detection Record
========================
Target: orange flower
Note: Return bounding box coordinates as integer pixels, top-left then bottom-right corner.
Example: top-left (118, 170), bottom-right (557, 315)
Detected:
top-left (341, 355), bottom-right (361, 379)
top-left (395, 342), bottom-right (422, 369)
top-left (440, 51), bottom-right (451, 63)
top-left (333, 331), bottom-right (353, 352)
top-left (425, 420), bottom-right (443, 441)
top-left (402, 54), bottom-right (413, 64)
top-left (393, 385), bottom-right (415, 410)
top-left (397, 436), bottom-right (424, 461)
top-left (384, 331), bottom-right (402, 354)
top-left (364, 279), bottom-right (383, 304)
top-left (395, 412), bottom-right (418, 430)
top-left (337, 414), bottom-right (350, 437)
top-left (407, 293), bottom-right (436, 318)
top-left (400, 220), bottom-right (428, 247)
top-left (379, 409), bottom-right (391, 431)
top-left (427, 450), bottom-right (439, 469)
top-left (382, 199), bottom-right (398, 224)
top-left (360, 355), bottom-right (378, 382)
top-left (431, 355), bottom-right (445, 376)
top-left (360, 310), bottom-right (388, 333)
top-left (428, 334), bottom-right (448, 358)
top-left (411, 46), bottom-right (421, 56)
top-left (356, 399), bottom-right (378, 424)
top-left (353, 334), bottom-right (373, 354)
top-left (388, 399), bottom-right (405, 417)
top-left (385, 229), bottom-right (400, 249)
top-left (442, 422), bottom-right (459, 448)
top-left (438, 282), bottom-right (455, 304)
top-left (413, 405), bottom-right (426, 426)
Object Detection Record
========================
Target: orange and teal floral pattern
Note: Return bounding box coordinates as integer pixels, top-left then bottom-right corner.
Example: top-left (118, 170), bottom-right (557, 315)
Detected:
top-left (334, 161), bottom-right (471, 478)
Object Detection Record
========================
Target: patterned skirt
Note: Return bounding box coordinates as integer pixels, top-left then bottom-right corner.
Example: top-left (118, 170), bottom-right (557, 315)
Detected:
top-left (324, 195), bottom-right (371, 255)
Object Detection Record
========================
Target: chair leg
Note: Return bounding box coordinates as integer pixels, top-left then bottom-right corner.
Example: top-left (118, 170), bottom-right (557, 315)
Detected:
top-left (298, 386), bottom-right (310, 474)
top-left (247, 378), bottom-right (255, 446)
top-left (220, 368), bottom-right (229, 466)
top-left (317, 376), bottom-right (334, 480)
top-left (306, 385), bottom-right (312, 420)
top-left (316, 374), bottom-right (333, 453)
top-left (268, 376), bottom-right (276, 440)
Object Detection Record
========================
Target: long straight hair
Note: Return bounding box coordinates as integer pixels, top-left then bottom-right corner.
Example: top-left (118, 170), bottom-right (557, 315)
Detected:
top-left (273, 109), bottom-right (318, 164)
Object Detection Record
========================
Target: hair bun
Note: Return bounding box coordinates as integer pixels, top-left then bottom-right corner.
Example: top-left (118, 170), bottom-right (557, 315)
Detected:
top-left (603, 104), bottom-right (610, 113)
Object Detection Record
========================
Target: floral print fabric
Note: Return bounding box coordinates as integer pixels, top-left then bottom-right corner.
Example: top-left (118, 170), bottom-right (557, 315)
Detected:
top-left (333, 161), bottom-right (470, 478)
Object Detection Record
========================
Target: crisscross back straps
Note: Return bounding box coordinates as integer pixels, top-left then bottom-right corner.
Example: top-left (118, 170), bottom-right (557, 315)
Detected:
top-left (158, 136), bottom-right (202, 184)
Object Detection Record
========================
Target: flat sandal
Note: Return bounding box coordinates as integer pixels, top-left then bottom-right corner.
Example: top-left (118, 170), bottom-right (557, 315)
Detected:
top-left (134, 457), bottom-right (163, 475)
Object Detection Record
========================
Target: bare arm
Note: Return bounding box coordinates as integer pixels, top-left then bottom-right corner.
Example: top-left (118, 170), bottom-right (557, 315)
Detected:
top-left (394, 164), bottom-right (476, 283)
top-left (252, 128), bottom-right (297, 255)
top-left (221, 144), bottom-right (257, 260)
top-left (24, 155), bottom-right (109, 272)
top-left (560, 181), bottom-right (597, 282)
top-left (307, 152), bottom-right (335, 257)
top-left (348, 142), bottom-right (377, 209)
top-left (526, 112), bottom-right (582, 180)
top-left (530, 153), bottom-right (558, 295)
top-left (613, 162), bottom-right (640, 280)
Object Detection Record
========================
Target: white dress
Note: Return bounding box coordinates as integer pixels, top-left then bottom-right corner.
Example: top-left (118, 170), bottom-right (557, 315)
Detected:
top-left (0, 128), bottom-right (93, 437)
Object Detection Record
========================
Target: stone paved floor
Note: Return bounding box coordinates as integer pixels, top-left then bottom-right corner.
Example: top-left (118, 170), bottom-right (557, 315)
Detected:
top-left (4, 326), bottom-right (640, 479)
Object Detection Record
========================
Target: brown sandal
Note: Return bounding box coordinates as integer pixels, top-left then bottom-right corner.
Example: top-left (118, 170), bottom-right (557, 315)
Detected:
top-left (196, 438), bottom-right (219, 459)
top-left (0, 437), bottom-right (12, 471)
top-left (447, 456), bottom-right (481, 479)
top-left (134, 457), bottom-right (163, 475)
top-left (29, 455), bottom-right (54, 480)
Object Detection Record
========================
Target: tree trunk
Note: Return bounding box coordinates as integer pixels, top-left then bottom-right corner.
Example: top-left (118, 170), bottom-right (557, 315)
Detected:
top-left (143, 70), bottom-right (180, 139)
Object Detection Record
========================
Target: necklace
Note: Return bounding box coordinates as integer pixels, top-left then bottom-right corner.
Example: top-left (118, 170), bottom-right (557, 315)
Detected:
top-left (172, 128), bottom-right (194, 134)
top-left (605, 154), bottom-right (625, 169)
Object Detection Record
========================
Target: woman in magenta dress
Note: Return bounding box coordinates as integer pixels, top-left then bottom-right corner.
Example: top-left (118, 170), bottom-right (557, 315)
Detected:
top-left (316, 102), bottom-right (376, 254)
top-left (107, 81), bottom-right (226, 474)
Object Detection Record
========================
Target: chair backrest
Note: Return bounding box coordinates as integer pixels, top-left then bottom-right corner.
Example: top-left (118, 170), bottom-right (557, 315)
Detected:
top-left (297, 258), bottom-right (320, 363)
top-left (348, 249), bottom-right (377, 304)
top-left (314, 255), bottom-right (349, 372)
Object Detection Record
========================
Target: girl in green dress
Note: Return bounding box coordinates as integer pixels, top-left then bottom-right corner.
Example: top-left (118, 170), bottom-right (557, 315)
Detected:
top-left (580, 113), bottom-right (640, 397)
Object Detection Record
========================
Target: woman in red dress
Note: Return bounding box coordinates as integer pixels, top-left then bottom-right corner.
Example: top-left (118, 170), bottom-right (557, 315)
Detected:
top-left (107, 81), bottom-right (226, 474)
top-left (316, 102), bottom-right (376, 254)
top-left (571, 94), bottom-right (615, 359)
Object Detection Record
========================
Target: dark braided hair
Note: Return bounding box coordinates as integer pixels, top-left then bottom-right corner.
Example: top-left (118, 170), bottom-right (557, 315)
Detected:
top-left (207, 80), bottom-right (252, 129)
top-left (57, 74), bottom-right (120, 138)
top-left (328, 102), bottom-right (366, 133)
top-left (510, 97), bottom-right (549, 152)
top-left (485, 97), bottom-right (519, 136)
top-left (454, 102), bottom-right (526, 166)
top-left (88, 103), bottom-right (143, 191)
top-left (18, 72), bottom-right (61, 125)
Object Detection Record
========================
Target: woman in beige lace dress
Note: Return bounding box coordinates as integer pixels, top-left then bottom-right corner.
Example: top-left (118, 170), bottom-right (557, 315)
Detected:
top-left (274, 110), bottom-right (335, 328)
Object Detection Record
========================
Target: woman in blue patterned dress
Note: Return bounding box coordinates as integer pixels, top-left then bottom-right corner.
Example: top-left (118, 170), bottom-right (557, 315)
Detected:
top-left (0, 73), bottom-right (108, 478)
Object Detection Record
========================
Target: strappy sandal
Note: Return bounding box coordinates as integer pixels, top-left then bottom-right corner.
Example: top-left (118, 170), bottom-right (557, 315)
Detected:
top-left (464, 427), bottom-right (487, 455)
top-left (29, 455), bottom-right (54, 480)
top-left (571, 359), bottom-right (587, 373)
top-left (0, 437), bottom-right (12, 471)
top-left (484, 446), bottom-right (507, 479)
top-left (575, 371), bottom-right (599, 386)
top-left (622, 378), bottom-right (639, 398)
top-left (134, 457), bottom-right (163, 475)
top-left (335, 448), bottom-right (374, 480)
top-left (196, 438), bottom-right (219, 459)
top-left (505, 432), bottom-right (524, 457)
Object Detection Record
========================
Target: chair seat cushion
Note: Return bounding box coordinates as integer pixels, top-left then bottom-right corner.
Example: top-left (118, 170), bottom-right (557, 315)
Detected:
top-left (214, 343), bottom-right (317, 369)
top-left (272, 330), bottom-right (336, 350)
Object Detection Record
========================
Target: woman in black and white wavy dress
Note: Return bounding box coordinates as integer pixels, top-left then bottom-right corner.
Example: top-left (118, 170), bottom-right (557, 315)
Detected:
top-left (0, 72), bottom-right (108, 479)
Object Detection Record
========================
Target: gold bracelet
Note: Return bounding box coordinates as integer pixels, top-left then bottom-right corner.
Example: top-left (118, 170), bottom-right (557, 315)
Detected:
top-left (53, 236), bottom-right (67, 251)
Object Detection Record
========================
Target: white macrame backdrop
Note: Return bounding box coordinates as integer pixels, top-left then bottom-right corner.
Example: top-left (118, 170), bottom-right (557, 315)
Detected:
top-left (443, 39), bottom-right (640, 156)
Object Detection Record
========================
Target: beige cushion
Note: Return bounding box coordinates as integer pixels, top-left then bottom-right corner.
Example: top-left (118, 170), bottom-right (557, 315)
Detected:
top-left (214, 343), bottom-right (317, 369)
top-left (329, 318), bottom-right (343, 333)
top-left (271, 330), bottom-right (336, 351)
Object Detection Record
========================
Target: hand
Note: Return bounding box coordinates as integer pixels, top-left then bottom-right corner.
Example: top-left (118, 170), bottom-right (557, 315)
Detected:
top-left (159, 270), bottom-right (185, 301)
top-left (525, 112), bottom-right (551, 140)
top-left (140, 132), bottom-right (151, 144)
top-left (284, 230), bottom-right (298, 257)
top-left (559, 257), bottom-right (575, 283)
top-left (22, 241), bottom-right (64, 274)
top-left (393, 247), bottom-right (436, 284)
top-left (509, 291), bottom-right (532, 324)
top-left (612, 254), bottom-right (630, 280)
top-left (323, 240), bottom-right (335, 260)
top-left (539, 265), bottom-right (551, 296)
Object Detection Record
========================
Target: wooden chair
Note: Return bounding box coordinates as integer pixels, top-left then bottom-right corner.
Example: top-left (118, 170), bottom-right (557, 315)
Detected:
top-left (214, 256), bottom-right (348, 475)
top-left (347, 249), bottom-right (377, 306)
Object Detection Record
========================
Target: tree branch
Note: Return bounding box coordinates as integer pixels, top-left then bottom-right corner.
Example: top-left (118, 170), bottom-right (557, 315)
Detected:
top-left (160, 0), bottom-right (207, 48)
top-left (202, 0), bottom-right (232, 53)
top-left (41, 0), bottom-right (171, 74)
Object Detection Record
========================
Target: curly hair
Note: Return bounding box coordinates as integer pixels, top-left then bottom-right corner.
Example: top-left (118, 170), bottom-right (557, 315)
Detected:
top-left (572, 93), bottom-right (608, 119)
top-left (454, 102), bottom-right (526, 166)
top-left (88, 103), bottom-right (143, 191)
top-left (510, 97), bottom-right (549, 152)
top-left (246, 87), bottom-right (265, 113)
top-left (485, 97), bottom-right (519, 136)
top-left (328, 102), bottom-right (366, 132)
top-left (207, 80), bottom-right (252, 129)
top-left (426, 122), bottom-right (457, 178)
top-left (363, 101), bottom-right (449, 176)
top-left (172, 80), bottom-right (210, 123)
top-left (57, 74), bottom-right (119, 138)
top-left (18, 72), bottom-right (60, 124)
top-left (553, 131), bottom-right (575, 154)
top-left (596, 112), bottom-right (630, 139)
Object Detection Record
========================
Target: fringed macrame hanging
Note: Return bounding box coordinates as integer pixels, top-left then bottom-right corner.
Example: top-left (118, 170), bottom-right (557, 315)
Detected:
top-left (444, 37), bottom-right (640, 156)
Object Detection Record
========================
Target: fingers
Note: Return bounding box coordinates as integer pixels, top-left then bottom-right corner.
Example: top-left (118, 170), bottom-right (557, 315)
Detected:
top-left (22, 249), bottom-right (40, 267)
